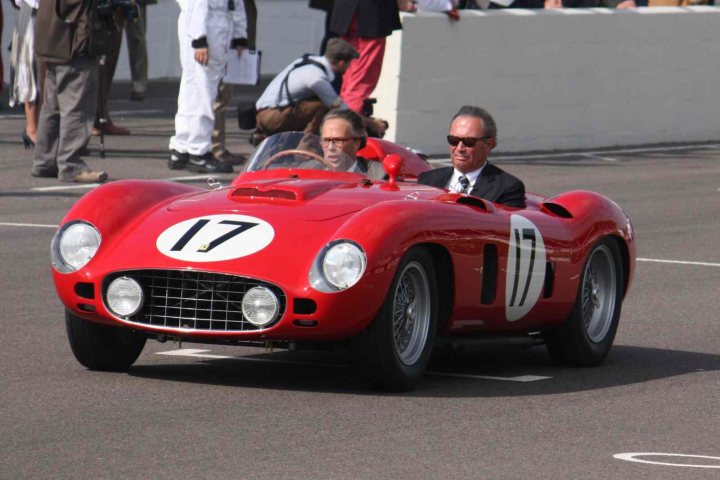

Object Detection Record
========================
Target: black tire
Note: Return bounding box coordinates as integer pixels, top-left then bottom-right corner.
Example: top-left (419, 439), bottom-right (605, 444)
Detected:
top-left (65, 311), bottom-right (146, 371)
top-left (353, 247), bottom-right (438, 391)
top-left (545, 237), bottom-right (624, 366)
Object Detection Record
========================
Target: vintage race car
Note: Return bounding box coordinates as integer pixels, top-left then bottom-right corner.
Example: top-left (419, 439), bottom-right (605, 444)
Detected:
top-left (52, 132), bottom-right (635, 391)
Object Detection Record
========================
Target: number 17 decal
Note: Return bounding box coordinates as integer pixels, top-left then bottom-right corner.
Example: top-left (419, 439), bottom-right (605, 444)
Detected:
top-left (505, 215), bottom-right (546, 322)
top-left (156, 214), bottom-right (274, 262)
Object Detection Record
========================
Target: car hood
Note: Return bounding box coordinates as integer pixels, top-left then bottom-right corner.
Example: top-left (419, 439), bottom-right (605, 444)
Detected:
top-left (90, 178), bottom-right (438, 286)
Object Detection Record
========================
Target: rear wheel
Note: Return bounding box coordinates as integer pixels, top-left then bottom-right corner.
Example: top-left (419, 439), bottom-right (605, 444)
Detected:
top-left (353, 247), bottom-right (438, 391)
top-left (65, 311), bottom-right (146, 371)
top-left (545, 238), bottom-right (623, 366)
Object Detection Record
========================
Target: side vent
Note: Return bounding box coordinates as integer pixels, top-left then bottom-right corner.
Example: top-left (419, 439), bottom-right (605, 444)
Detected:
top-left (543, 262), bottom-right (554, 298)
top-left (481, 244), bottom-right (498, 304)
top-left (541, 202), bottom-right (573, 219)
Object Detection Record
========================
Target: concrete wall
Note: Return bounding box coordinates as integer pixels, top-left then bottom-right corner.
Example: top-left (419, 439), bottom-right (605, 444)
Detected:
top-left (374, 8), bottom-right (720, 154)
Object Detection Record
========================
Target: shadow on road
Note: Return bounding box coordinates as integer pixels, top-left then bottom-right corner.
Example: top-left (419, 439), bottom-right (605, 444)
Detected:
top-left (126, 344), bottom-right (720, 398)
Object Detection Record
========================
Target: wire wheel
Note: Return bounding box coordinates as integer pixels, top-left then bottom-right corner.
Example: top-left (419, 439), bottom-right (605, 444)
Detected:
top-left (581, 245), bottom-right (617, 343)
top-left (392, 261), bottom-right (432, 366)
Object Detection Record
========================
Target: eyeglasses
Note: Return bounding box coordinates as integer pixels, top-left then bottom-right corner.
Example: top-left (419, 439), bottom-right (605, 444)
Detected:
top-left (446, 135), bottom-right (491, 148)
top-left (321, 137), bottom-right (358, 148)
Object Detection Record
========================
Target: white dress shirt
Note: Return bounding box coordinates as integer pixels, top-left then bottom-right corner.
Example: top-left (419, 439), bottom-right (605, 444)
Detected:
top-left (448, 165), bottom-right (484, 193)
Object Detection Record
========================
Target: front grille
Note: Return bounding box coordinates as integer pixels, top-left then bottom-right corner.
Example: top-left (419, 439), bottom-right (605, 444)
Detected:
top-left (103, 270), bottom-right (286, 331)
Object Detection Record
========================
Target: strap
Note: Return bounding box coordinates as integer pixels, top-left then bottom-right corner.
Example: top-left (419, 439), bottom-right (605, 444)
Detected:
top-left (276, 54), bottom-right (330, 108)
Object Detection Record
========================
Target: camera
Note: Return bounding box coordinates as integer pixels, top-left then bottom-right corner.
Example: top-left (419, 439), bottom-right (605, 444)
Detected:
top-left (98, 0), bottom-right (139, 27)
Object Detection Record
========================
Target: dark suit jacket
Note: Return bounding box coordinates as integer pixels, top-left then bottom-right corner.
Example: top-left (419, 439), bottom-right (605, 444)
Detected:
top-left (418, 163), bottom-right (526, 208)
top-left (329, 0), bottom-right (402, 38)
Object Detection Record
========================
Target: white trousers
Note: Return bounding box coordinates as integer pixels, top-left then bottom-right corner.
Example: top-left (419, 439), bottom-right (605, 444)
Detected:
top-left (169, 9), bottom-right (232, 156)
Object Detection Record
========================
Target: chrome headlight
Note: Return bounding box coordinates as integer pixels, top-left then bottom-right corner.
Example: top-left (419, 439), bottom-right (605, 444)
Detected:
top-left (242, 286), bottom-right (280, 327)
top-left (106, 276), bottom-right (144, 317)
top-left (51, 221), bottom-right (101, 273)
top-left (310, 240), bottom-right (367, 292)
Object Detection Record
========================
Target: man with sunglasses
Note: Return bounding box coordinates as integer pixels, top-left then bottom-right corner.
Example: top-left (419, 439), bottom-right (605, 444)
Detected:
top-left (418, 105), bottom-right (525, 208)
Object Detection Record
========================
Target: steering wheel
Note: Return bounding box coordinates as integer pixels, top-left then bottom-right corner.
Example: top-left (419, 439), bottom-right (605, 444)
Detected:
top-left (264, 149), bottom-right (335, 170)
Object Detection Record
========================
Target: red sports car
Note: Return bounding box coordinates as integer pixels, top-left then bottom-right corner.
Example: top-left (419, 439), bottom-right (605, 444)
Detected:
top-left (52, 133), bottom-right (635, 391)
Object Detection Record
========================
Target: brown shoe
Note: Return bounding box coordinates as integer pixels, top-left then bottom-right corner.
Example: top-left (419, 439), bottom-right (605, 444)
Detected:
top-left (72, 171), bottom-right (109, 183)
top-left (92, 121), bottom-right (130, 136)
top-left (214, 149), bottom-right (247, 166)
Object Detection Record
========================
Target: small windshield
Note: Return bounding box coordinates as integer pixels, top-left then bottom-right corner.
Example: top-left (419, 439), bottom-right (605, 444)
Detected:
top-left (245, 131), bottom-right (357, 173)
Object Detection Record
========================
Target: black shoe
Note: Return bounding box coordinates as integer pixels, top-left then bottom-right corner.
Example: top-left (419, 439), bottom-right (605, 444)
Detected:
top-left (168, 150), bottom-right (189, 170)
top-left (31, 168), bottom-right (58, 178)
top-left (187, 152), bottom-right (233, 174)
top-left (129, 91), bottom-right (145, 101)
top-left (22, 131), bottom-right (35, 149)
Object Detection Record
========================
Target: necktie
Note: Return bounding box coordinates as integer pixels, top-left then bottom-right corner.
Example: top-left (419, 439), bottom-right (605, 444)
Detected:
top-left (458, 175), bottom-right (470, 193)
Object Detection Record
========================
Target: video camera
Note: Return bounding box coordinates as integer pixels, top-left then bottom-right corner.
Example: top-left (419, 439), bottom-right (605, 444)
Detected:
top-left (98, 0), bottom-right (139, 28)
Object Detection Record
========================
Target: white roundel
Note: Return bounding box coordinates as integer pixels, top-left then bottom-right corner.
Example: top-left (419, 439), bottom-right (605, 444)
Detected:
top-left (505, 215), bottom-right (546, 322)
top-left (156, 214), bottom-right (274, 262)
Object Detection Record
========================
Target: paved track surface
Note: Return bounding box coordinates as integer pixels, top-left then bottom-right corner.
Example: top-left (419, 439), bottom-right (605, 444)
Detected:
top-left (1, 92), bottom-right (719, 479)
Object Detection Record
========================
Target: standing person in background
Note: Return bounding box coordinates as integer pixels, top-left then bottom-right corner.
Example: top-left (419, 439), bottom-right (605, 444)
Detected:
top-left (93, 8), bottom-right (131, 135)
top-left (31, 0), bottom-right (109, 183)
top-left (125, 0), bottom-right (156, 101)
top-left (309, 0), bottom-right (335, 55)
top-left (328, 0), bottom-right (414, 115)
top-left (8, 0), bottom-right (42, 148)
top-left (168, 0), bottom-right (247, 173)
top-left (210, 0), bottom-right (256, 166)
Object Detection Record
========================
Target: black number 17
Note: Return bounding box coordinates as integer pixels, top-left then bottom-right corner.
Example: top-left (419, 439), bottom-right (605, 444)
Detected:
top-left (171, 219), bottom-right (258, 252)
top-left (509, 228), bottom-right (536, 307)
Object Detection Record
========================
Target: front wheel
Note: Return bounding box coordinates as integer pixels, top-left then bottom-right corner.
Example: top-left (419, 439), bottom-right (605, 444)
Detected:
top-left (545, 238), bottom-right (623, 366)
top-left (353, 247), bottom-right (438, 391)
top-left (65, 311), bottom-right (146, 371)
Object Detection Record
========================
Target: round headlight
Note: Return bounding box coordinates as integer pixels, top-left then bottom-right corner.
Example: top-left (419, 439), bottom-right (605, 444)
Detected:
top-left (52, 221), bottom-right (101, 273)
top-left (107, 276), bottom-right (144, 317)
top-left (322, 242), bottom-right (366, 290)
top-left (242, 286), bottom-right (279, 327)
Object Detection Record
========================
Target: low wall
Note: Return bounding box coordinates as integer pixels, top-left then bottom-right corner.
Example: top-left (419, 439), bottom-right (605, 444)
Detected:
top-left (374, 7), bottom-right (720, 154)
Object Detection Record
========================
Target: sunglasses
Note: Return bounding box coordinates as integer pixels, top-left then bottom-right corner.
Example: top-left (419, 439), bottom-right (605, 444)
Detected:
top-left (447, 135), bottom-right (491, 148)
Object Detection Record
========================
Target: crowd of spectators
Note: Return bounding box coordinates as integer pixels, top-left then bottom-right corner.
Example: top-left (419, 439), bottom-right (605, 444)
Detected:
top-left (2, 0), bottom-right (716, 182)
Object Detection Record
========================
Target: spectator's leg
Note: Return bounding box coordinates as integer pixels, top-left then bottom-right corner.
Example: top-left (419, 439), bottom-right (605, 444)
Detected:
top-left (212, 82), bottom-right (232, 157)
top-left (340, 16), bottom-right (386, 113)
top-left (297, 101), bottom-right (330, 135)
top-left (96, 11), bottom-right (124, 126)
top-left (172, 10), bottom-right (231, 156)
top-left (55, 58), bottom-right (97, 181)
top-left (32, 64), bottom-right (61, 176)
top-left (125, 2), bottom-right (148, 97)
top-left (243, 0), bottom-right (257, 51)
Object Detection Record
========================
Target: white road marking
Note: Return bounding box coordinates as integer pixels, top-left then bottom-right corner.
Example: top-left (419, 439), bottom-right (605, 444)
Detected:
top-left (614, 453), bottom-right (720, 469)
top-left (0, 222), bottom-right (57, 229)
top-left (32, 184), bottom-right (102, 192)
top-left (107, 109), bottom-right (164, 115)
top-left (155, 349), bottom-right (551, 382)
top-left (638, 257), bottom-right (720, 268)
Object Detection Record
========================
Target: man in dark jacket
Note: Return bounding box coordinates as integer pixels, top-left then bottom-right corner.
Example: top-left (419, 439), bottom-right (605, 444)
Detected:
top-left (31, 0), bottom-right (109, 183)
top-left (418, 105), bottom-right (525, 208)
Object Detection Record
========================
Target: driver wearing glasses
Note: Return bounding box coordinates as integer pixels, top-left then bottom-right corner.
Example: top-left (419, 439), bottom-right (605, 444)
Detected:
top-left (418, 105), bottom-right (525, 208)
top-left (319, 110), bottom-right (386, 179)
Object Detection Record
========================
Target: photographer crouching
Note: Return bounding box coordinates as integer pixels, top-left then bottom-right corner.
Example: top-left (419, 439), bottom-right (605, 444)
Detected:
top-left (31, 0), bottom-right (110, 183)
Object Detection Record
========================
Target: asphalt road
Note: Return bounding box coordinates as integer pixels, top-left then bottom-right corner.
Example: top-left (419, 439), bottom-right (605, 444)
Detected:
top-left (1, 93), bottom-right (719, 479)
